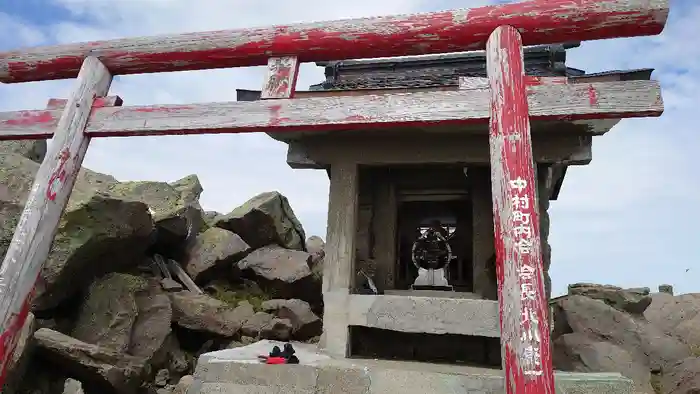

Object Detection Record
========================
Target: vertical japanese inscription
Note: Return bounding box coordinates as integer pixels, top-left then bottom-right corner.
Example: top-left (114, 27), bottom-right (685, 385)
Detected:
top-left (510, 177), bottom-right (544, 377)
top-left (261, 56), bottom-right (300, 100)
top-left (486, 25), bottom-right (554, 394)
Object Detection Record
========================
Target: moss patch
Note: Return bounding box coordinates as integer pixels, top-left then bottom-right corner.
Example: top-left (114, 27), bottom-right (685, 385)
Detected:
top-left (205, 281), bottom-right (270, 311)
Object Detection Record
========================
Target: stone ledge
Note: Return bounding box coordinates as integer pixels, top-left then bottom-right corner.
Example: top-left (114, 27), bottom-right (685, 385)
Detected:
top-left (343, 293), bottom-right (501, 338)
top-left (195, 363), bottom-right (634, 394)
top-left (191, 341), bottom-right (634, 394)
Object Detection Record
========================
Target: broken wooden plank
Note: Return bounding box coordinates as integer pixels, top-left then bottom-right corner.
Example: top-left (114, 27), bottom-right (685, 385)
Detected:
top-left (0, 57), bottom-right (113, 384)
top-left (0, 0), bottom-right (669, 83)
top-left (153, 254), bottom-right (172, 279)
top-left (153, 254), bottom-right (184, 292)
top-left (167, 259), bottom-right (203, 295)
top-left (486, 26), bottom-right (554, 393)
top-left (0, 79), bottom-right (664, 140)
top-left (261, 56), bottom-right (300, 99)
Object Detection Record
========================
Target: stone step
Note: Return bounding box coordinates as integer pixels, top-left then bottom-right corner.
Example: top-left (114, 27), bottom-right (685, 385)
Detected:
top-left (188, 340), bottom-right (634, 394)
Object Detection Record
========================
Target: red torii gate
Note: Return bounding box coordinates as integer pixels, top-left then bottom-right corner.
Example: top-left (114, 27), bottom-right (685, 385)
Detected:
top-left (0, 1), bottom-right (669, 393)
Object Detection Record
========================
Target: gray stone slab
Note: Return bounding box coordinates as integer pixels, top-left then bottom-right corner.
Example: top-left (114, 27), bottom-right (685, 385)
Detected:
top-left (344, 294), bottom-right (501, 337)
top-left (190, 341), bottom-right (634, 394)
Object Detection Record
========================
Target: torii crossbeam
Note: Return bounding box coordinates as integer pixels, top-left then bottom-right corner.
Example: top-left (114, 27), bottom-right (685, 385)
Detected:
top-left (0, 1), bottom-right (669, 393)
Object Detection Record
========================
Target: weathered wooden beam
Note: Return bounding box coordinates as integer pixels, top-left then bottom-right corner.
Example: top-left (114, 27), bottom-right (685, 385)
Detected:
top-left (0, 0), bottom-right (669, 83)
top-left (0, 80), bottom-right (663, 140)
top-left (321, 160), bottom-right (359, 358)
top-left (459, 76), bottom-right (568, 90)
top-left (0, 57), bottom-right (113, 385)
top-left (167, 259), bottom-right (203, 295)
top-left (487, 26), bottom-right (554, 392)
top-left (294, 132), bottom-right (593, 166)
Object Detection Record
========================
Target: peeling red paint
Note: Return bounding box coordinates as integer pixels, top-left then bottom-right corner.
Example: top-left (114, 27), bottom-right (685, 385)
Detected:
top-left (267, 104), bottom-right (293, 127)
top-left (524, 76), bottom-right (568, 86)
top-left (0, 280), bottom-right (34, 384)
top-left (487, 25), bottom-right (554, 394)
top-left (588, 85), bottom-right (598, 105)
top-left (0, 0), bottom-right (669, 83)
top-left (1, 111), bottom-right (54, 126)
top-left (0, 80), bottom-right (665, 141)
top-left (46, 149), bottom-right (71, 201)
top-left (46, 96), bottom-right (123, 109)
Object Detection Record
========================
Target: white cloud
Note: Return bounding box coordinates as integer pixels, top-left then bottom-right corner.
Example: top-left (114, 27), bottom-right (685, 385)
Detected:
top-left (0, 0), bottom-right (698, 295)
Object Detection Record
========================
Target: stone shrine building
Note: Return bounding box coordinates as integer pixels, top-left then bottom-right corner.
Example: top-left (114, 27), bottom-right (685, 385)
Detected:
top-left (237, 43), bottom-right (654, 366)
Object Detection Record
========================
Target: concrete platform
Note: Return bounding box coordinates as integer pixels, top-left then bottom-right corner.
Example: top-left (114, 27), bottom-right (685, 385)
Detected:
top-left (188, 340), bottom-right (634, 394)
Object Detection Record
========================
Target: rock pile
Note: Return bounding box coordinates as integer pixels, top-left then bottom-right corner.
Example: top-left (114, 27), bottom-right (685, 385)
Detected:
top-left (3, 141), bottom-right (699, 394)
top-left (552, 283), bottom-right (700, 394)
top-left (0, 142), bottom-right (325, 394)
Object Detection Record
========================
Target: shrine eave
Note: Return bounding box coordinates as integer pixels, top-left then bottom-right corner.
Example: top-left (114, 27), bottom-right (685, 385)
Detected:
top-left (236, 68), bottom-right (654, 203)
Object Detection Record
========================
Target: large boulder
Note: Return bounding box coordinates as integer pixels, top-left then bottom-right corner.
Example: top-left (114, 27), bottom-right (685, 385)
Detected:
top-left (34, 328), bottom-right (145, 394)
top-left (72, 273), bottom-right (149, 352)
top-left (169, 292), bottom-right (254, 337)
top-left (105, 174), bottom-right (204, 252)
top-left (645, 292), bottom-right (700, 351)
top-left (306, 235), bottom-right (325, 280)
top-left (236, 245), bottom-right (319, 304)
top-left (0, 140), bottom-right (46, 162)
top-left (568, 283), bottom-right (652, 315)
top-left (1, 153), bottom-right (121, 259)
top-left (33, 190), bottom-right (155, 310)
top-left (0, 153), bottom-right (46, 259)
top-left (214, 191), bottom-right (306, 251)
top-left (72, 274), bottom-right (173, 365)
top-left (128, 279), bottom-right (173, 362)
top-left (555, 295), bottom-right (691, 371)
top-left (261, 299), bottom-right (321, 340)
top-left (184, 227), bottom-right (250, 284)
top-left (239, 311), bottom-right (292, 340)
top-left (260, 318), bottom-right (293, 341)
top-left (170, 175), bottom-right (203, 209)
top-left (660, 357), bottom-right (700, 394)
top-left (553, 332), bottom-right (653, 393)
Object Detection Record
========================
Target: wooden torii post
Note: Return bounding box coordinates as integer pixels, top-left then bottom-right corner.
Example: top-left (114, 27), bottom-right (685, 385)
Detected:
top-left (0, 1), bottom-right (669, 393)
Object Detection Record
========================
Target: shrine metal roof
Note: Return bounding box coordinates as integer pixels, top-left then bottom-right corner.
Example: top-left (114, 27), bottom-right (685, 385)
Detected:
top-left (309, 43), bottom-right (582, 91)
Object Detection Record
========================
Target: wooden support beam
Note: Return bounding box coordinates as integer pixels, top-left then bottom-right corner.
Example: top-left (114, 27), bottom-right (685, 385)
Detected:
top-left (459, 76), bottom-right (568, 90)
top-left (487, 26), bottom-right (554, 392)
top-left (0, 79), bottom-right (664, 140)
top-left (294, 132), bottom-right (593, 166)
top-left (0, 57), bottom-right (113, 385)
top-left (0, 0), bottom-right (669, 83)
top-left (321, 161), bottom-right (359, 357)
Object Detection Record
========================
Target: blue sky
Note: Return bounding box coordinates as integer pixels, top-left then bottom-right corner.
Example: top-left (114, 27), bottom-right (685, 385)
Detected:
top-left (0, 0), bottom-right (698, 297)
